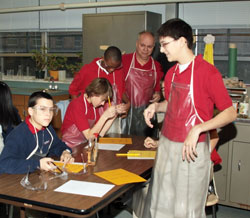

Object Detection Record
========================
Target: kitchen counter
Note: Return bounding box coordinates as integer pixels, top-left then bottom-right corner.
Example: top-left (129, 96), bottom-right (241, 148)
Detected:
top-left (235, 117), bottom-right (250, 123)
top-left (10, 87), bottom-right (69, 96)
top-left (3, 78), bottom-right (71, 91)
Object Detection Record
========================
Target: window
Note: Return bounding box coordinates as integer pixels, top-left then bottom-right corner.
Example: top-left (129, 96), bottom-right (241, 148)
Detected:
top-left (195, 28), bottom-right (250, 83)
top-left (0, 31), bottom-right (82, 79)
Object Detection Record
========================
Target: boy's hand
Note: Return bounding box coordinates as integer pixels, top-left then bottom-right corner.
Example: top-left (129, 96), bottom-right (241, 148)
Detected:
top-left (40, 157), bottom-right (54, 171)
top-left (182, 125), bottom-right (201, 162)
top-left (103, 105), bottom-right (117, 120)
top-left (60, 150), bottom-right (74, 164)
top-left (144, 137), bottom-right (158, 148)
top-left (144, 103), bottom-right (156, 128)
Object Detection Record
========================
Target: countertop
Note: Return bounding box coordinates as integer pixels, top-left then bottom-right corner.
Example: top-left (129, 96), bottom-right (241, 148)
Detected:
top-left (10, 87), bottom-right (69, 96)
top-left (235, 117), bottom-right (250, 123)
top-left (3, 78), bottom-right (70, 96)
top-left (3, 78), bottom-right (71, 91)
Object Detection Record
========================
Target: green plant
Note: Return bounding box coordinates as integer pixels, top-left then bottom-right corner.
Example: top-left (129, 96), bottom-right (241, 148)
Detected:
top-left (65, 53), bottom-right (83, 76)
top-left (66, 61), bottom-right (82, 74)
top-left (47, 55), bottom-right (67, 71)
top-left (32, 46), bottom-right (48, 72)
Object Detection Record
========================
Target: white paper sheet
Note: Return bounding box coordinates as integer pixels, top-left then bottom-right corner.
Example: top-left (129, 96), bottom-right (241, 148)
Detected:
top-left (54, 180), bottom-right (115, 198)
top-left (98, 143), bottom-right (125, 151)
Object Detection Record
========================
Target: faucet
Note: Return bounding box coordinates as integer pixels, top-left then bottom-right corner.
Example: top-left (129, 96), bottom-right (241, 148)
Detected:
top-left (49, 77), bottom-right (58, 90)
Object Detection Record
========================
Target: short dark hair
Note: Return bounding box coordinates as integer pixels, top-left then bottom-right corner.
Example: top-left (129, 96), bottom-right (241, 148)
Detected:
top-left (104, 46), bottom-right (122, 63)
top-left (157, 18), bottom-right (193, 49)
top-left (28, 91), bottom-right (53, 108)
top-left (85, 78), bottom-right (113, 99)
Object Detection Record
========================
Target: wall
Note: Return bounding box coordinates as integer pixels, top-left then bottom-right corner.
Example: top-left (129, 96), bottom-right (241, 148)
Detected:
top-left (0, 0), bottom-right (39, 31)
top-left (179, 1), bottom-right (250, 29)
top-left (1, 1), bottom-right (250, 31)
top-left (0, 0), bottom-right (167, 31)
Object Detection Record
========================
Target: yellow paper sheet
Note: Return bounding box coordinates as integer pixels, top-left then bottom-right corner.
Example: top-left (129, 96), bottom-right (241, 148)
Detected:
top-left (53, 162), bottom-right (83, 173)
top-left (94, 168), bottom-right (146, 185)
top-left (99, 137), bottom-right (132, 144)
top-left (127, 150), bottom-right (156, 159)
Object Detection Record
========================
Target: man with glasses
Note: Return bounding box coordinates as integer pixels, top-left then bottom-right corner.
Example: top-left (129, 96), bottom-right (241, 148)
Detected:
top-left (121, 31), bottom-right (163, 138)
top-left (69, 46), bottom-right (130, 116)
top-left (0, 91), bottom-right (74, 174)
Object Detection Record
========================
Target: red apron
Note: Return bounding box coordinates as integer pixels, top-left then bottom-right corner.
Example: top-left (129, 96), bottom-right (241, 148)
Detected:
top-left (121, 53), bottom-right (158, 137)
top-left (125, 52), bottom-right (156, 107)
top-left (162, 60), bottom-right (204, 142)
top-left (62, 96), bottom-right (96, 148)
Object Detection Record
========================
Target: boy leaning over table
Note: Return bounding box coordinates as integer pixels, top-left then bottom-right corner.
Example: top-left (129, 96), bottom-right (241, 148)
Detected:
top-left (0, 91), bottom-right (74, 174)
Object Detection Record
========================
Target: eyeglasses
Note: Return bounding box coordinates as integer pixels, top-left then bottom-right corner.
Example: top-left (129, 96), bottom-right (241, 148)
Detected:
top-left (20, 166), bottom-right (47, 191)
top-left (160, 39), bottom-right (176, 48)
top-left (33, 105), bottom-right (58, 115)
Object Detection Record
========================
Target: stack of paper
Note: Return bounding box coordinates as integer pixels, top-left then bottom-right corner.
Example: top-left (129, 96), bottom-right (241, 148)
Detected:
top-left (99, 137), bottom-right (132, 144)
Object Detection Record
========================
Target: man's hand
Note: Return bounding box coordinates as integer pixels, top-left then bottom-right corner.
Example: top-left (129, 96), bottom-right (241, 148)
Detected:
top-left (116, 102), bottom-right (130, 118)
top-left (149, 92), bottom-right (161, 103)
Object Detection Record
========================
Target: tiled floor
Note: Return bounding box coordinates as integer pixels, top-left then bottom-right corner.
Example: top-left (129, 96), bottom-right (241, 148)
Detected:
top-left (206, 205), bottom-right (250, 218)
top-left (1, 203), bottom-right (250, 218)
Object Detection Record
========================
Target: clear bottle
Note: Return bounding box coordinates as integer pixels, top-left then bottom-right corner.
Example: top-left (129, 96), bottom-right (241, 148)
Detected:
top-left (17, 65), bottom-right (22, 78)
top-left (86, 135), bottom-right (99, 166)
top-left (239, 95), bottom-right (249, 118)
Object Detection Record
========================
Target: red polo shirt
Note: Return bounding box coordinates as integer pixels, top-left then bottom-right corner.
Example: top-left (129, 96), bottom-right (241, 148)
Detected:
top-left (69, 58), bottom-right (125, 103)
top-left (164, 54), bottom-right (232, 122)
top-left (61, 94), bottom-right (100, 134)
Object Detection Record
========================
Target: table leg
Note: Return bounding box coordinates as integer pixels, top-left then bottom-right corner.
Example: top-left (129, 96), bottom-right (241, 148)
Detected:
top-left (20, 207), bottom-right (26, 218)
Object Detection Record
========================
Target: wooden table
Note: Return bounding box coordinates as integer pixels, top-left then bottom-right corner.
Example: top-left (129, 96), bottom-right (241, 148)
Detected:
top-left (0, 135), bottom-right (154, 218)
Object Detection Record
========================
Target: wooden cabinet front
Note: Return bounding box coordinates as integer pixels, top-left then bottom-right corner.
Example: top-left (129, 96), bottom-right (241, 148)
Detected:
top-left (12, 95), bottom-right (29, 121)
top-left (12, 93), bottom-right (69, 138)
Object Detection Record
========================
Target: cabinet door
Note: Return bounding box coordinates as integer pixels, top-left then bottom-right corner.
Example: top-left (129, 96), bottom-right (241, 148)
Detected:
top-left (230, 141), bottom-right (250, 205)
top-left (214, 141), bottom-right (229, 201)
top-left (12, 95), bottom-right (25, 120)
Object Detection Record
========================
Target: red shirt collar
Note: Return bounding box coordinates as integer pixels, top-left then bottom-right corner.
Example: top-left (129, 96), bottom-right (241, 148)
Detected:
top-left (25, 116), bottom-right (45, 134)
top-left (135, 52), bottom-right (152, 68)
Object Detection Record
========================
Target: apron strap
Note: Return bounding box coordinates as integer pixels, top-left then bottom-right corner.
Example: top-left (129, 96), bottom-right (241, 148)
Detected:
top-left (125, 52), bottom-right (136, 81)
top-left (84, 95), bottom-right (96, 120)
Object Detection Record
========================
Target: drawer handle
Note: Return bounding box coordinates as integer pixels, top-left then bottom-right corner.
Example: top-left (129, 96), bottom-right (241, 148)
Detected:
top-left (238, 160), bottom-right (241, 171)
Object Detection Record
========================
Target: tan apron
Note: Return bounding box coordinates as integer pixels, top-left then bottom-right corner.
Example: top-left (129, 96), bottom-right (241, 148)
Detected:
top-left (148, 60), bottom-right (211, 218)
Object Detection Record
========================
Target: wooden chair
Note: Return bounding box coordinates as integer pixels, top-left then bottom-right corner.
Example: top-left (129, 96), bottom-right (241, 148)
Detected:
top-left (206, 164), bottom-right (219, 218)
